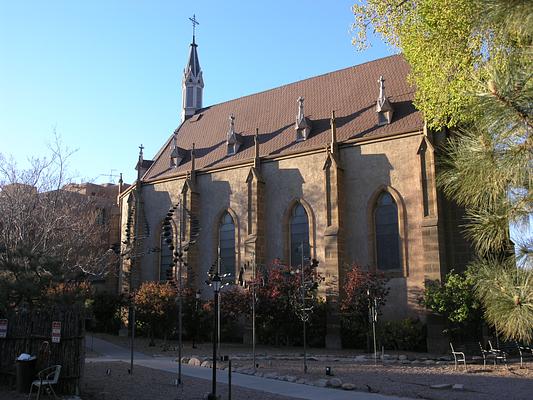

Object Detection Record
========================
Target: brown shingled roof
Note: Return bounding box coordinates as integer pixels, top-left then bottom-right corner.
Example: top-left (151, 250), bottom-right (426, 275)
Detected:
top-left (144, 54), bottom-right (422, 181)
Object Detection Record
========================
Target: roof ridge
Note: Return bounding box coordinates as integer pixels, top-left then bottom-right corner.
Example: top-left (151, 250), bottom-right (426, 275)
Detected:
top-left (188, 53), bottom-right (401, 113)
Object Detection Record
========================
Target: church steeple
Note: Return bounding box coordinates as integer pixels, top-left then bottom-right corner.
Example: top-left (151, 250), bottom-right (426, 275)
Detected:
top-left (181, 15), bottom-right (204, 122)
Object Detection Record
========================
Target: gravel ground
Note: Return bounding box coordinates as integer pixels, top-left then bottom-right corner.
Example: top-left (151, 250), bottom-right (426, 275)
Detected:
top-left (82, 361), bottom-right (301, 400)
top-left (0, 362), bottom-right (301, 400)
top-left (88, 333), bottom-right (533, 400)
top-left (243, 359), bottom-right (533, 400)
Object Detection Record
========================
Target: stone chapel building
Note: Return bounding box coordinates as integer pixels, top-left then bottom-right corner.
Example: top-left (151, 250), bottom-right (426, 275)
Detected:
top-left (118, 34), bottom-right (473, 348)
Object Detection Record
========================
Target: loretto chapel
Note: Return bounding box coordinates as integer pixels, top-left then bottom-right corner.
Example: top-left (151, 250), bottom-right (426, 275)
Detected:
top-left (118, 28), bottom-right (473, 350)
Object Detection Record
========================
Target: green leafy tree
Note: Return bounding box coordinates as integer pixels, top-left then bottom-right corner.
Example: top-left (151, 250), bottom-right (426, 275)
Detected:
top-left (423, 269), bottom-right (483, 340)
top-left (353, 0), bottom-right (532, 342)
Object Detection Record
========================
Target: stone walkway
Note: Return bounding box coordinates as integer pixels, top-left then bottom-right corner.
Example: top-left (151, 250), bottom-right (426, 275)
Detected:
top-left (86, 335), bottom-right (409, 400)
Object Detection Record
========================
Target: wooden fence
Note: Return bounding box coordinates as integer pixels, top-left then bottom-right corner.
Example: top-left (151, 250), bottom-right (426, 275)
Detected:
top-left (0, 306), bottom-right (85, 394)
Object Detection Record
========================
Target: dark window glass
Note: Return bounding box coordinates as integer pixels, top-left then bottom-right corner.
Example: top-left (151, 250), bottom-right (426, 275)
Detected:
top-left (219, 212), bottom-right (235, 276)
top-left (375, 192), bottom-right (401, 270)
top-left (160, 226), bottom-right (173, 281)
top-left (290, 203), bottom-right (310, 267)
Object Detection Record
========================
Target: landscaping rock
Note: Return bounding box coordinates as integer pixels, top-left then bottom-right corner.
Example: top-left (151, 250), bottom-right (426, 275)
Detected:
top-left (296, 378), bottom-right (306, 384)
top-left (328, 378), bottom-right (343, 388)
top-left (424, 360), bottom-right (435, 365)
top-left (180, 357), bottom-right (190, 364)
top-left (315, 379), bottom-right (328, 387)
top-left (188, 357), bottom-right (201, 366)
top-left (342, 383), bottom-right (356, 390)
top-left (285, 376), bottom-right (297, 382)
top-left (430, 384), bottom-right (453, 390)
top-left (398, 355), bottom-right (407, 361)
top-left (200, 361), bottom-right (212, 368)
top-left (264, 372), bottom-right (278, 379)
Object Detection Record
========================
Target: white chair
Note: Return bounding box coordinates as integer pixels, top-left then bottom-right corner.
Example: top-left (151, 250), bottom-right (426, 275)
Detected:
top-left (450, 343), bottom-right (467, 371)
top-left (28, 365), bottom-right (61, 400)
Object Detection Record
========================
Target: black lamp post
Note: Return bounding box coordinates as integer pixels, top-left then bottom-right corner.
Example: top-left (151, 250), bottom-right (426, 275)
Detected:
top-left (208, 272), bottom-right (221, 400)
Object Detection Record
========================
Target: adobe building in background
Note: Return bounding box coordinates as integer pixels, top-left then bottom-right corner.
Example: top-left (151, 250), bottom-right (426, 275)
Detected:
top-left (118, 33), bottom-right (473, 350)
top-left (63, 181), bottom-right (128, 294)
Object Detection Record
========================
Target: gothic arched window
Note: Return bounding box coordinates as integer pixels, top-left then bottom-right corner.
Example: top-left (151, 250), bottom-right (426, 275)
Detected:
top-left (290, 203), bottom-right (310, 267)
top-left (219, 212), bottom-right (236, 276)
top-left (374, 192), bottom-right (401, 270)
top-left (159, 225), bottom-right (174, 281)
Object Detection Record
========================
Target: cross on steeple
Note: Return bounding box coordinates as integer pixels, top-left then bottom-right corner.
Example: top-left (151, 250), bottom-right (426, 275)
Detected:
top-left (189, 14), bottom-right (199, 42)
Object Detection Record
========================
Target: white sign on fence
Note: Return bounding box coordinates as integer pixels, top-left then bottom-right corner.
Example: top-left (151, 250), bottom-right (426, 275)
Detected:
top-left (0, 319), bottom-right (7, 338)
top-left (51, 321), bottom-right (61, 343)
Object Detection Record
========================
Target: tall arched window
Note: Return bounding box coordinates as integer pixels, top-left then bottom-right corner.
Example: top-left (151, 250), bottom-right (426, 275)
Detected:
top-left (159, 225), bottom-right (174, 281)
top-left (219, 212), bottom-right (235, 276)
top-left (374, 192), bottom-right (401, 270)
top-left (290, 203), bottom-right (310, 267)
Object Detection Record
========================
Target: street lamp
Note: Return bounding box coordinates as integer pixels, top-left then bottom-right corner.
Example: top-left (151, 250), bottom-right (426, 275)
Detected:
top-left (208, 272), bottom-right (221, 400)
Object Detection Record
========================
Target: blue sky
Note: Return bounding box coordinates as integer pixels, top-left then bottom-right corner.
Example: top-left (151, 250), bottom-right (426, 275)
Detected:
top-left (0, 0), bottom-right (393, 184)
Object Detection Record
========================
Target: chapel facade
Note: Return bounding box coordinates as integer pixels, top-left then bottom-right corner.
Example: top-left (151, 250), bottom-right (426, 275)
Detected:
top-left (118, 35), bottom-right (473, 349)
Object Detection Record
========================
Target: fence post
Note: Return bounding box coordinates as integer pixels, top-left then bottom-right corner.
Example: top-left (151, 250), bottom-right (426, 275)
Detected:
top-left (228, 359), bottom-right (232, 400)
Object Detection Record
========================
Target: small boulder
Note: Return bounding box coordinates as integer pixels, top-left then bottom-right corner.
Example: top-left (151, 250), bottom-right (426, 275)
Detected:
top-left (342, 383), bottom-right (355, 391)
top-left (430, 384), bottom-right (452, 390)
top-left (424, 360), bottom-right (435, 365)
top-left (398, 355), bottom-right (408, 361)
top-left (180, 357), bottom-right (190, 364)
top-left (286, 376), bottom-right (297, 383)
top-left (328, 378), bottom-right (343, 388)
top-left (188, 357), bottom-right (201, 366)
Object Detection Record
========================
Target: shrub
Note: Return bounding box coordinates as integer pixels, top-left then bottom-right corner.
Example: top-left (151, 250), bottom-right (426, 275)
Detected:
top-left (378, 318), bottom-right (427, 352)
top-left (423, 268), bottom-right (483, 340)
top-left (340, 265), bottom-right (389, 349)
top-left (134, 282), bottom-right (178, 345)
top-left (88, 291), bottom-right (124, 333)
top-left (254, 262), bottom-right (324, 346)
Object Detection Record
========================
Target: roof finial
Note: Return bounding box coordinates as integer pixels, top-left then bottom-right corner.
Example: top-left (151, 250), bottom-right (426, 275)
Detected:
top-left (297, 97), bottom-right (305, 122)
top-left (189, 14), bottom-right (199, 44)
top-left (378, 76), bottom-right (385, 103)
top-left (228, 114), bottom-right (236, 137)
top-left (376, 75), bottom-right (394, 124)
top-left (254, 127), bottom-right (261, 169)
top-left (138, 144), bottom-right (144, 162)
top-left (191, 142), bottom-right (196, 172)
top-left (330, 110), bottom-right (337, 152)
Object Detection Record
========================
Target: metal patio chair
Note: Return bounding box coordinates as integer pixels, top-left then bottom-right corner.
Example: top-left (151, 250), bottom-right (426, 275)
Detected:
top-left (28, 364), bottom-right (61, 400)
top-left (450, 343), bottom-right (467, 371)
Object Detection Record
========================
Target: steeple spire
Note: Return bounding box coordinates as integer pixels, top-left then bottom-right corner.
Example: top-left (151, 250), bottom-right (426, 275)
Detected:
top-left (181, 15), bottom-right (204, 122)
